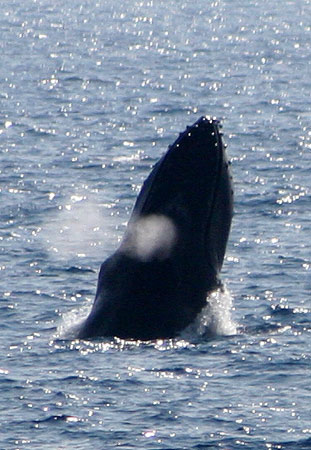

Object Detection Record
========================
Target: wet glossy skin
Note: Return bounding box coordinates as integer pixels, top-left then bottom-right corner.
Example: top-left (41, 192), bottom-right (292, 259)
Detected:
top-left (78, 116), bottom-right (233, 340)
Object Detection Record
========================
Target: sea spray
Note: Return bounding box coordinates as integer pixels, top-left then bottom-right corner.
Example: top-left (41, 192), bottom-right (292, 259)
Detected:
top-left (182, 287), bottom-right (237, 339)
top-left (57, 287), bottom-right (236, 342)
top-left (40, 190), bottom-right (121, 261)
top-left (56, 301), bottom-right (92, 339)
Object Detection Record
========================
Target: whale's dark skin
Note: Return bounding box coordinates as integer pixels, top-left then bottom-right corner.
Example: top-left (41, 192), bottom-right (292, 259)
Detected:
top-left (77, 116), bottom-right (233, 340)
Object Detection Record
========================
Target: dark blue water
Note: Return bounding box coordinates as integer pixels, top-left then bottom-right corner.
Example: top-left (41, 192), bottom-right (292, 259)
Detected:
top-left (1, 0), bottom-right (311, 448)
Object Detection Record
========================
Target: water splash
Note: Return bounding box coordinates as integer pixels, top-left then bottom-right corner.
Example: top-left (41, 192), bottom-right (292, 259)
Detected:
top-left (201, 287), bottom-right (237, 336)
top-left (56, 302), bottom-right (92, 339)
top-left (183, 287), bottom-right (237, 339)
top-left (57, 287), bottom-right (236, 344)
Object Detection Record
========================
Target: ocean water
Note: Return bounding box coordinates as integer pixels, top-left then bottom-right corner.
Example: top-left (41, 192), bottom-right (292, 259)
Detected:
top-left (1, 0), bottom-right (311, 448)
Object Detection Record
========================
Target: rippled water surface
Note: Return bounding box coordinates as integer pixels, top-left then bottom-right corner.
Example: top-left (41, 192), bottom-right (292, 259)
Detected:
top-left (1, 0), bottom-right (311, 449)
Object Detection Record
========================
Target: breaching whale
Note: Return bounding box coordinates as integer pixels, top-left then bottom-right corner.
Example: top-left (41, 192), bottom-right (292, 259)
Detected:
top-left (77, 116), bottom-right (233, 340)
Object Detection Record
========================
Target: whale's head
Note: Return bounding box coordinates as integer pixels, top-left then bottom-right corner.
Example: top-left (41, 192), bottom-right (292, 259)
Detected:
top-left (120, 116), bottom-right (233, 287)
top-left (78, 116), bottom-right (233, 340)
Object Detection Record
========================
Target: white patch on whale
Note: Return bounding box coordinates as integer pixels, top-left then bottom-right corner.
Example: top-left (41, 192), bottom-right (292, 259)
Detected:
top-left (124, 214), bottom-right (177, 261)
